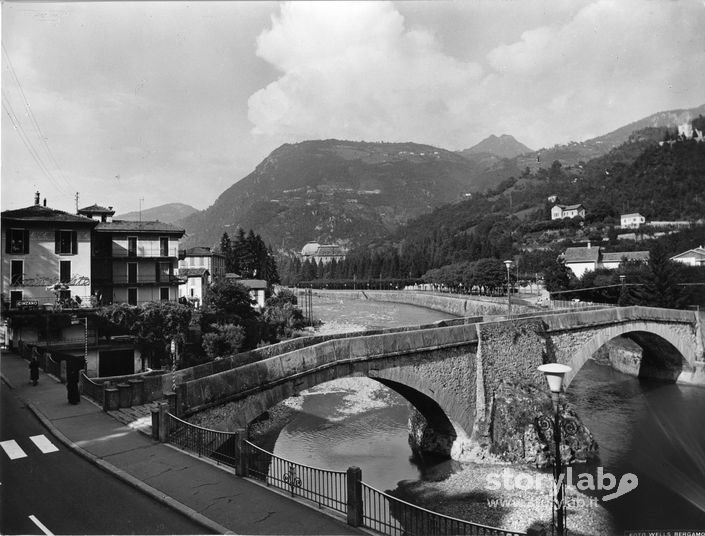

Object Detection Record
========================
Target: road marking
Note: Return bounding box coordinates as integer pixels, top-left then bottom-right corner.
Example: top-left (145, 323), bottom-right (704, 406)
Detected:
top-left (29, 435), bottom-right (59, 454)
top-left (29, 515), bottom-right (54, 535)
top-left (0, 439), bottom-right (27, 460)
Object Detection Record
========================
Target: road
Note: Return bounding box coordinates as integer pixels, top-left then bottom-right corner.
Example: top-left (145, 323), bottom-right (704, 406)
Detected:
top-left (0, 382), bottom-right (214, 535)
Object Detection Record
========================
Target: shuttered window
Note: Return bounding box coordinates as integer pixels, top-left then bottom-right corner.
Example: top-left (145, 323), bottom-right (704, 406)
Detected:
top-left (54, 230), bottom-right (78, 254)
top-left (5, 228), bottom-right (29, 254)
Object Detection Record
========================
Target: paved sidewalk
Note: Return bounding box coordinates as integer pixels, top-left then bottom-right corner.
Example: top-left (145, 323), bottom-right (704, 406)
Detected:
top-left (1, 349), bottom-right (361, 535)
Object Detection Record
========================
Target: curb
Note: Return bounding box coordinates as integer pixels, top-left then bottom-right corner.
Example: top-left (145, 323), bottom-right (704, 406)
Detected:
top-left (25, 401), bottom-right (235, 535)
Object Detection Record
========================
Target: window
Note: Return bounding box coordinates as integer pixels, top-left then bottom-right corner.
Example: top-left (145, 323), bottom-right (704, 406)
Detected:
top-left (6, 229), bottom-right (29, 254)
top-left (60, 261), bottom-right (71, 283)
top-left (160, 237), bottom-right (169, 257)
top-left (55, 230), bottom-right (78, 255)
top-left (10, 291), bottom-right (23, 308)
top-left (160, 287), bottom-right (170, 301)
top-left (127, 236), bottom-right (137, 257)
top-left (127, 263), bottom-right (137, 284)
top-left (127, 288), bottom-right (138, 306)
top-left (156, 262), bottom-right (171, 282)
top-left (11, 260), bottom-right (23, 286)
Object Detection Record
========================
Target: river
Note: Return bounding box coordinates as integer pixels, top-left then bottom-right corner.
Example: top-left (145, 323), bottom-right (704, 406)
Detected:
top-left (260, 294), bottom-right (705, 534)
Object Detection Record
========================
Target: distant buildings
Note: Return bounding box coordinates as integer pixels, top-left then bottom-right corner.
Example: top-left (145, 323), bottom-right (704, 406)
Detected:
top-left (563, 243), bottom-right (649, 278)
top-left (300, 242), bottom-right (346, 264)
top-left (671, 246), bottom-right (705, 267)
top-left (224, 274), bottom-right (267, 309)
top-left (177, 246), bottom-right (226, 307)
top-left (620, 213), bottom-right (646, 229)
top-left (551, 203), bottom-right (586, 220)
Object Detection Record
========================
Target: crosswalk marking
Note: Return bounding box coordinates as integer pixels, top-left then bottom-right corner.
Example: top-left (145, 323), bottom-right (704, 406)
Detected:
top-left (1, 439), bottom-right (27, 460)
top-left (30, 435), bottom-right (59, 454)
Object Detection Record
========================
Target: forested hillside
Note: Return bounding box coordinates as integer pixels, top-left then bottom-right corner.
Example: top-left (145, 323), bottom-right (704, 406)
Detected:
top-left (278, 117), bottom-right (705, 287)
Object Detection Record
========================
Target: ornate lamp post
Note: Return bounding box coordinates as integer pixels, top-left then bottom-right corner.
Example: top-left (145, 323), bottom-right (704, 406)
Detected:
top-left (504, 260), bottom-right (513, 316)
top-left (538, 363), bottom-right (572, 536)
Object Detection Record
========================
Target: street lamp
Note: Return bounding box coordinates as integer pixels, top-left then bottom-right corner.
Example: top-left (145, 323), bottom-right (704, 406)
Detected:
top-left (504, 260), bottom-right (513, 317)
top-left (538, 363), bottom-right (572, 536)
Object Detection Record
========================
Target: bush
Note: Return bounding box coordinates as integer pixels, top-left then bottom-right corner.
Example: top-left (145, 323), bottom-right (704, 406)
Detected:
top-left (202, 323), bottom-right (245, 359)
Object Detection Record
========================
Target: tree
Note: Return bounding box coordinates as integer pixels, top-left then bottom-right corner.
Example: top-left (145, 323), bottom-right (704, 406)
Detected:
top-left (134, 302), bottom-right (192, 368)
top-left (203, 280), bottom-right (256, 323)
top-left (202, 324), bottom-right (245, 359)
top-left (634, 243), bottom-right (686, 308)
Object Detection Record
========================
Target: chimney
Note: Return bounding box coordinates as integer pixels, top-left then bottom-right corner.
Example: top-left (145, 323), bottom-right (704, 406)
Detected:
top-left (34, 191), bottom-right (40, 205)
top-left (43, 198), bottom-right (47, 207)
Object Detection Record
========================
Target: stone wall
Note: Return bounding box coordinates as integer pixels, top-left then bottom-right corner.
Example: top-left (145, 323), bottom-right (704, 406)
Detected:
top-left (301, 289), bottom-right (536, 318)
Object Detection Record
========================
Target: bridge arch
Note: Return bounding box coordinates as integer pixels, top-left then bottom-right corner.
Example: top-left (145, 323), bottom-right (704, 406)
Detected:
top-left (561, 321), bottom-right (696, 387)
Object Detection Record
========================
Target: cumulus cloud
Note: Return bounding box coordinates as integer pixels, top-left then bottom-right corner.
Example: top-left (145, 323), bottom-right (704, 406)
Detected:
top-left (248, 1), bottom-right (484, 147)
top-left (248, 0), bottom-right (705, 150)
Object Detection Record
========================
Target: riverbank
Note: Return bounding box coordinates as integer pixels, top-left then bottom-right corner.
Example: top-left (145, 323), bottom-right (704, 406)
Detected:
top-left (393, 462), bottom-right (617, 535)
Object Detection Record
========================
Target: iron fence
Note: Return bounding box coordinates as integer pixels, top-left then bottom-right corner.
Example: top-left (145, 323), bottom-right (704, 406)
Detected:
top-left (361, 483), bottom-right (525, 536)
top-left (80, 372), bottom-right (103, 404)
top-left (242, 440), bottom-right (348, 513)
top-left (165, 413), bottom-right (239, 467)
top-left (162, 413), bottom-right (525, 536)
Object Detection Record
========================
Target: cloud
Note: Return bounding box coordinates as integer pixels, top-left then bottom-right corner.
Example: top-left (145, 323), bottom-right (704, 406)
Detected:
top-left (248, 0), bottom-right (705, 151)
top-left (248, 2), bottom-right (484, 147)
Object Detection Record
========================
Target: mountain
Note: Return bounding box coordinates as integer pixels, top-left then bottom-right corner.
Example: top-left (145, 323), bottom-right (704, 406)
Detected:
top-left (517, 103), bottom-right (705, 170)
top-left (178, 139), bottom-right (498, 252)
top-left (116, 203), bottom-right (198, 224)
top-left (450, 104), bottom-right (705, 198)
top-left (458, 134), bottom-right (533, 159)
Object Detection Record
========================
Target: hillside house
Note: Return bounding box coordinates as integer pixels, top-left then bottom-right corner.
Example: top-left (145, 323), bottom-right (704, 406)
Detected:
top-left (620, 213), bottom-right (645, 229)
top-left (2, 193), bottom-right (96, 309)
top-left (671, 246), bottom-right (705, 266)
top-left (551, 204), bottom-right (585, 220)
top-left (563, 243), bottom-right (649, 278)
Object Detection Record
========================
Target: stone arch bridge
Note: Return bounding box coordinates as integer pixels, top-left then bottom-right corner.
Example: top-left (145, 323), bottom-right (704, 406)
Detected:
top-left (175, 306), bottom-right (704, 460)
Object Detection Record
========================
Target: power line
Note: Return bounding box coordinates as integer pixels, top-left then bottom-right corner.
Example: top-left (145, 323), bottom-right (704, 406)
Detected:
top-left (2, 43), bottom-right (74, 196)
top-left (2, 93), bottom-right (68, 197)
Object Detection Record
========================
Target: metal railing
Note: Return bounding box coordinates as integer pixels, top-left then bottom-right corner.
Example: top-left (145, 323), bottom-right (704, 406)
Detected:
top-left (161, 412), bottom-right (525, 536)
top-left (361, 483), bottom-right (525, 536)
top-left (243, 441), bottom-right (348, 513)
top-left (80, 372), bottom-right (104, 404)
top-left (165, 413), bottom-right (239, 467)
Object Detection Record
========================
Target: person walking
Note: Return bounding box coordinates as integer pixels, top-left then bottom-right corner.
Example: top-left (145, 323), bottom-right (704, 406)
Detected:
top-left (29, 356), bottom-right (40, 386)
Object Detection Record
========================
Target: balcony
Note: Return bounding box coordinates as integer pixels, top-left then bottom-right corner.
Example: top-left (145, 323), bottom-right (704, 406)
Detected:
top-left (93, 246), bottom-right (180, 258)
top-left (92, 275), bottom-right (182, 287)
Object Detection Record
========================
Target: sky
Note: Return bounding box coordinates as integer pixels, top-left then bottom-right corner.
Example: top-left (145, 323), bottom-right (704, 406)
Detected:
top-left (2, 0), bottom-right (704, 215)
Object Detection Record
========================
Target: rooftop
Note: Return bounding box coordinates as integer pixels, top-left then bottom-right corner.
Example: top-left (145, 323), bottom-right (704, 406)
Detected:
top-left (95, 220), bottom-right (185, 234)
top-left (564, 246), bottom-right (600, 263)
top-left (178, 267), bottom-right (210, 277)
top-left (78, 204), bottom-right (115, 215)
top-left (601, 251), bottom-right (650, 262)
top-left (1, 204), bottom-right (97, 225)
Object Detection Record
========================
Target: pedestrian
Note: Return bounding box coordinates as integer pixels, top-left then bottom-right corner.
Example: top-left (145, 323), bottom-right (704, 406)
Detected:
top-left (29, 356), bottom-right (39, 386)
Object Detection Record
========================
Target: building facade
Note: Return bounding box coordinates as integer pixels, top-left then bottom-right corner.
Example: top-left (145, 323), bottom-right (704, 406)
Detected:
top-left (620, 213), bottom-right (646, 229)
top-left (178, 246), bottom-right (226, 282)
top-left (2, 195), bottom-right (96, 309)
top-left (300, 242), bottom-right (346, 264)
top-left (80, 205), bottom-right (185, 306)
top-left (551, 204), bottom-right (586, 220)
top-left (563, 243), bottom-right (650, 278)
top-left (671, 246), bottom-right (705, 266)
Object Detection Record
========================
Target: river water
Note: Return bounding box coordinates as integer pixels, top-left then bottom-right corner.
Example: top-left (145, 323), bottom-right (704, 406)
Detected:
top-left (265, 295), bottom-right (705, 533)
